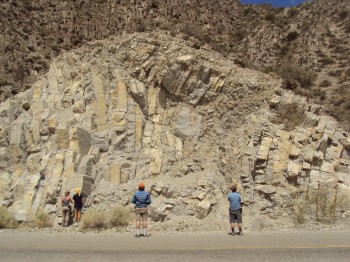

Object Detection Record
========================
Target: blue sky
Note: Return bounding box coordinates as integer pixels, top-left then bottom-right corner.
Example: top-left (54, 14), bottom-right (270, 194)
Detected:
top-left (240, 0), bottom-right (310, 7)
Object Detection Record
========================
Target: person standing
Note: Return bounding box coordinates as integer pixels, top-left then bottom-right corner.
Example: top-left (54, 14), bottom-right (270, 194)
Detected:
top-left (132, 182), bottom-right (152, 237)
top-left (73, 188), bottom-right (84, 224)
top-left (228, 185), bottom-right (243, 235)
top-left (61, 191), bottom-right (73, 227)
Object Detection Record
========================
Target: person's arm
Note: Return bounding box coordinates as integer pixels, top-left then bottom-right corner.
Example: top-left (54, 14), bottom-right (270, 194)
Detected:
top-left (146, 193), bottom-right (151, 205)
top-left (132, 194), bottom-right (136, 204)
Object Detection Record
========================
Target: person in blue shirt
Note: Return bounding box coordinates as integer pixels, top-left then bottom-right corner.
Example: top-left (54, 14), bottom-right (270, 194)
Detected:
top-left (228, 185), bottom-right (243, 235)
top-left (132, 182), bottom-right (152, 237)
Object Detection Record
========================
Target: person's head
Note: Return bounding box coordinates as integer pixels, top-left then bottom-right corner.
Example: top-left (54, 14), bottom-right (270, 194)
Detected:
top-left (65, 191), bottom-right (70, 196)
top-left (138, 182), bottom-right (145, 191)
top-left (75, 188), bottom-right (81, 194)
top-left (231, 185), bottom-right (237, 192)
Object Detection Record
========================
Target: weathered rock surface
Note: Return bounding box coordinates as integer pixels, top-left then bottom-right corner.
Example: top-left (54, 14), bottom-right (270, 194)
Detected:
top-left (0, 32), bottom-right (349, 230)
top-left (1, 0), bottom-right (349, 130)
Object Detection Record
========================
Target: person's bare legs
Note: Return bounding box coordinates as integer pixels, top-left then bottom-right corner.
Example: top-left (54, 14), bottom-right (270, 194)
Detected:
top-left (230, 223), bottom-right (242, 235)
top-left (230, 223), bottom-right (235, 233)
top-left (62, 210), bottom-right (66, 227)
top-left (77, 209), bottom-right (81, 222)
top-left (135, 220), bottom-right (141, 237)
top-left (238, 223), bottom-right (243, 235)
top-left (74, 209), bottom-right (78, 223)
top-left (142, 220), bottom-right (148, 236)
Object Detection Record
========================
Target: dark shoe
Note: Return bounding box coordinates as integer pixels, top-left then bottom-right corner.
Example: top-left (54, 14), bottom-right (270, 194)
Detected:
top-left (135, 234), bottom-right (140, 238)
top-left (237, 231), bottom-right (243, 236)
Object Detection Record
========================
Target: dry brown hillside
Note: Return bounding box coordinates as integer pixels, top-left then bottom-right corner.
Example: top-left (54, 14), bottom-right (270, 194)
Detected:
top-left (0, 0), bottom-right (349, 127)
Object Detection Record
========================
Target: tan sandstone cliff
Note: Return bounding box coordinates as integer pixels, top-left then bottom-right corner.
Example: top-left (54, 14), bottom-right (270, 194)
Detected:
top-left (0, 32), bottom-right (349, 230)
top-left (1, 0), bottom-right (349, 129)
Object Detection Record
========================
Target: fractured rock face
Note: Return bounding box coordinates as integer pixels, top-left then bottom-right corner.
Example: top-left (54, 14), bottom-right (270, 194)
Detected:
top-left (245, 90), bottom-right (350, 219)
top-left (0, 32), bottom-right (349, 230)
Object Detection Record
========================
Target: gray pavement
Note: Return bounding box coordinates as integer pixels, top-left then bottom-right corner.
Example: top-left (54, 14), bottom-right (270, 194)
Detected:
top-left (0, 230), bottom-right (349, 261)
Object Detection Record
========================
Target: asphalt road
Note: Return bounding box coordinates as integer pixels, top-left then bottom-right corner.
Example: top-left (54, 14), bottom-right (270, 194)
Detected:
top-left (0, 230), bottom-right (349, 261)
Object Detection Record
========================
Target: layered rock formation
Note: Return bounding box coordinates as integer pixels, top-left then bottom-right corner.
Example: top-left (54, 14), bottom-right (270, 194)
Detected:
top-left (0, 33), bottom-right (349, 230)
top-left (1, 0), bottom-right (349, 129)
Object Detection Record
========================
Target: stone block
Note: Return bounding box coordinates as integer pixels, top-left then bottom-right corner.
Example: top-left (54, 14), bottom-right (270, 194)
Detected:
top-left (174, 107), bottom-right (202, 140)
top-left (257, 137), bottom-right (272, 161)
top-left (195, 200), bottom-right (211, 219)
top-left (289, 145), bottom-right (301, 158)
top-left (255, 185), bottom-right (276, 196)
top-left (325, 144), bottom-right (343, 161)
top-left (69, 127), bottom-right (91, 155)
top-left (287, 161), bottom-right (300, 178)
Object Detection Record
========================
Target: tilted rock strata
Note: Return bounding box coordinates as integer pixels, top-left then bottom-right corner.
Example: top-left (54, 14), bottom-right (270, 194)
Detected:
top-left (0, 33), bottom-right (349, 229)
top-left (1, 0), bottom-right (349, 129)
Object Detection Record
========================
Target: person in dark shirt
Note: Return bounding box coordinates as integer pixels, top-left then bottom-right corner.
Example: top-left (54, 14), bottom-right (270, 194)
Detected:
top-left (228, 185), bottom-right (243, 235)
top-left (73, 188), bottom-right (84, 224)
top-left (132, 182), bottom-right (152, 237)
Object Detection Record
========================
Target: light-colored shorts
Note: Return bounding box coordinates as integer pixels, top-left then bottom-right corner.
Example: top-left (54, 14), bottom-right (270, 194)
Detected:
top-left (135, 208), bottom-right (148, 222)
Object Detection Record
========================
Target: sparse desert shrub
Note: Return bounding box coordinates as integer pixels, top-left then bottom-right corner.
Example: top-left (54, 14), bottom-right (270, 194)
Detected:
top-left (234, 58), bottom-right (246, 68)
top-left (264, 66), bottom-right (274, 74)
top-left (328, 70), bottom-right (342, 77)
top-left (276, 62), bottom-right (316, 88)
top-left (170, 30), bottom-right (177, 37)
top-left (135, 18), bottom-right (153, 33)
top-left (313, 183), bottom-right (335, 222)
top-left (233, 30), bottom-right (246, 41)
top-left (109, 206), bottom-right (131, 227)
top-left (288, 9), bottom-right (297, 17)
top-left (292, 183), bottom-right (347, 224)
top-left (293, 194), bottom-right (309, 224)
top-left (51, 45), bottom-right (60, 53)
top-left (80, 209), bottom-right (108, 230)
top-left (319, 79), bottom-right (331, 87)
top-left (294, 86), bottom-right (310, 97)
top-left (333, 98), bottom-right (343, 106)
top-left (0, 80), bottom-right (12, 86)
top-left (286, 31), bottom-right (299, 42)
top-left (280, 45), bottom-right (289, 56)
top-left (345, 23), bottom-right (350, 34)
top-left (335, 191), bottom-right (350, 213)
top-left (311, 88), bottom-right (326, 100)
top-left (264, 14), bottom-right (276, 22)
top-left (339, 10), bottom-right (348, 20)
top-left (150, 0), bottom-right (159, 9)
top-left (319, 57), bottom-right (335, 66)
top-left (72, 34), bottom-right (84, 46)
top-left (93, 0), bottom-right (107, 3)
top-left (0, 206), bottom-right (17, 229)
top-left (35, 210), bottom-right (52, 228)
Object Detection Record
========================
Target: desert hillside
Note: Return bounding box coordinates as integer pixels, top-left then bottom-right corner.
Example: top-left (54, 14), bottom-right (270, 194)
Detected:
top-left (1, 0), bottom-right (349, 127)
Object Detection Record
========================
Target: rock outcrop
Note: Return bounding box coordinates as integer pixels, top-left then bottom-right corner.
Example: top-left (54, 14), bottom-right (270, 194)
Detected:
top-left (1, 0), bottom-right (349, 129)
top-left (0, 32), bottom-right (349, 230)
